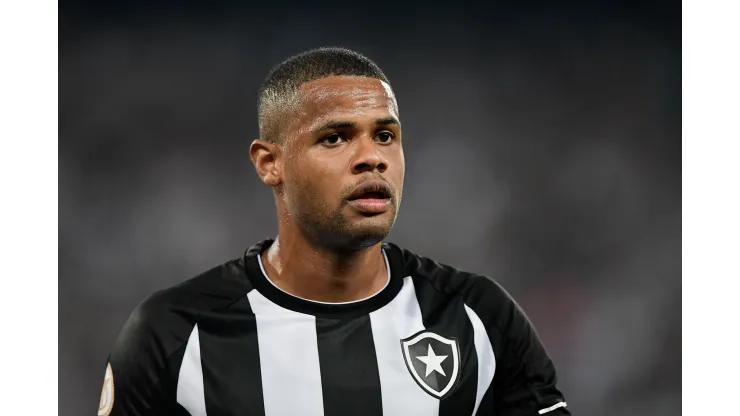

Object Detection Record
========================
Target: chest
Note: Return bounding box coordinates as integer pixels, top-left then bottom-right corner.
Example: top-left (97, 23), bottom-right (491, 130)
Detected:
top-left (174, 297), bottom-right (494, 416)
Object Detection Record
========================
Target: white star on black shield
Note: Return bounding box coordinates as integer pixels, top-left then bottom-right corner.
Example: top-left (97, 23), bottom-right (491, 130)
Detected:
top-left (400, 330), bottom-right (461, 399)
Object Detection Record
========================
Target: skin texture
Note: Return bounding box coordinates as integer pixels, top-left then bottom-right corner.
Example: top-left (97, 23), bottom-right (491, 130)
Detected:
top-left (250, 75), bottom-right (405, 303)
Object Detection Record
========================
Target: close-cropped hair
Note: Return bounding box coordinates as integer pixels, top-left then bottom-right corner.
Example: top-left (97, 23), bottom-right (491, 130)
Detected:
top-left (258, 47), bottom-right (390, 144)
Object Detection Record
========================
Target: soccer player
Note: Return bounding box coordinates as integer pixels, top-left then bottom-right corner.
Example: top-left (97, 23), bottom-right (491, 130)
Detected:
top-left (98, 47), bottom-right (570, 416)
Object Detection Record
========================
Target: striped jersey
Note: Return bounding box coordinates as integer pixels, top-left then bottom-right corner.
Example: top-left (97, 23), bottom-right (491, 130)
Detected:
top-left (99, 239), bottom-right (569, 416)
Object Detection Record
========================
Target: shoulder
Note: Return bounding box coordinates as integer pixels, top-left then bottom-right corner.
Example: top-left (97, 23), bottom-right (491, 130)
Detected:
top-left (388, 242), bottom-right (523, 335)
top-left (390, 242), bottom-right (514, 305)
top-left (114, 257), bottom-right (252, 361)
top-left (142, 256), bottom-right (253, 316)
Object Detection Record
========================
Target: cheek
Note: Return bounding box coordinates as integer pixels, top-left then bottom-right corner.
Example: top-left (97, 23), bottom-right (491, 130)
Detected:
top-left (389, 149), bottom-right (405, 198)
top-left (301, 150), bottom-right (350, 185)
top-left (287, 155), bottom-right (343, 199)
top-left (387, 146), bottom-right (405, 178)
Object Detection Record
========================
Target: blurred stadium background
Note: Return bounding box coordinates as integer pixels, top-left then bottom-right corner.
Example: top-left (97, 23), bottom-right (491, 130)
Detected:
top-left (59, 1), bottom-right (680, 414)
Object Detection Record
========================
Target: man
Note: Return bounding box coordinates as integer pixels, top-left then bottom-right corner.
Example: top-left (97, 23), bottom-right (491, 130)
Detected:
top-left (99, 47), bottom-right (570, 416)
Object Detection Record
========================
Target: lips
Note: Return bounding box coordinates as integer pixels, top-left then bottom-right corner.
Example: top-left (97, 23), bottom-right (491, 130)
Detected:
top-left (347, 180), bottom-right (392, 201)
top-left (346, 180), bottom-right (393, 214)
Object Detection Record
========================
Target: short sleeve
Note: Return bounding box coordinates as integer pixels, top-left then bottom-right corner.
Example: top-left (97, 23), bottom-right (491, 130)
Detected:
top-left (97, 298), bottom-right (175, 416)
top-left (490, 293), bottom-right (570, 415)
top-left (96, 260), bottom-right (249, 415)
top-left (460, 274), bottom-right (570, 415)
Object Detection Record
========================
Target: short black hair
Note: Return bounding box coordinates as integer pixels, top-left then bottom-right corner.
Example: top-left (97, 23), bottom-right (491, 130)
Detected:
top-left (258, 47), bottom-right (390, 144)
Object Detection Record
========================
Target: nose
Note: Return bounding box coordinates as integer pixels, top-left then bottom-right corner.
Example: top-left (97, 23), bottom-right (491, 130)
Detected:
top-left (351, 136), bottom-right (388, 174)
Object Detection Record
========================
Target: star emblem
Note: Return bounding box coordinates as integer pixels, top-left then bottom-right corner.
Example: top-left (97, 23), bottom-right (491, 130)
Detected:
top-left (401, 330), bottom-right (461, 399)
top-left (415, 343), bottom-right (448, 377)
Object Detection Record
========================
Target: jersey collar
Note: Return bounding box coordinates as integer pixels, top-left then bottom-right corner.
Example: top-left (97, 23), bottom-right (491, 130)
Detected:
top-left (243, 239), bottom-right (405, 319)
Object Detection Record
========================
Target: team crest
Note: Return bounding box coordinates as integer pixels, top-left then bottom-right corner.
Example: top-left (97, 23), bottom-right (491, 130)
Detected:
top-left (98, 363), bottom-right (115, 416)
top-left (400, 330), bottom-right (461, 399)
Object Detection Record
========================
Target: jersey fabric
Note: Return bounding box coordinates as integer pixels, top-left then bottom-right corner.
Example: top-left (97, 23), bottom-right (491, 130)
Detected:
top-left (100, 239), bottom-right (570, 416)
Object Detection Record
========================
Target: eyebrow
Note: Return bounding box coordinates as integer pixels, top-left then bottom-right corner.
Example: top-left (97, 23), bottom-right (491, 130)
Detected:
top-left (310, 117), bottom-right (400, 133)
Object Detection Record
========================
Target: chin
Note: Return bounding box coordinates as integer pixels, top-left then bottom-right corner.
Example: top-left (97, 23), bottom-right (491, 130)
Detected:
top-left (345, 234), bottom-right (386, 250)
top-left (309, 207), bottom-right (396, 251)
top-left (329, 222), bottom-right (394, 252)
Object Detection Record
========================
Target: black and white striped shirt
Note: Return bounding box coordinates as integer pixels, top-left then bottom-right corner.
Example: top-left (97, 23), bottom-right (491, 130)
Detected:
top-left (100, 239), bottom-right (569, 416)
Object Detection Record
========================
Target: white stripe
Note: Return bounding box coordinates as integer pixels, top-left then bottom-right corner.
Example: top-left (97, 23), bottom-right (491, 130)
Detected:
top-left (370, 277), bottom-right (439, 416)
top-left (539, 401), bottom-right (567, 414)
top-left (177, 324), bottom-right (207, 416)
top-left (464, 305), bottom-right (496, 416)
top-left (247, 290), bottom-right (324, 416)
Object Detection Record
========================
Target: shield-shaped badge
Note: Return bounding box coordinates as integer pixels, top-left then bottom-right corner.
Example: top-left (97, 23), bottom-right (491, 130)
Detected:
top-left (400, 330), bottom-right (461, 399)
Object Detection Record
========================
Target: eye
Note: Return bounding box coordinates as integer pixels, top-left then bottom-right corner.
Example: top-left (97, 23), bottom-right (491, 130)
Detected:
top-left (376, 131), bottom-right (395, 143)
top-left (320, 133), bottom-right (346, 146)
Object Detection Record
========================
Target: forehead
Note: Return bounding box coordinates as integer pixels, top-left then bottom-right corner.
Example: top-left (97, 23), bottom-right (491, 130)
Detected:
top-left (295, 76), bottom-right (399, 126)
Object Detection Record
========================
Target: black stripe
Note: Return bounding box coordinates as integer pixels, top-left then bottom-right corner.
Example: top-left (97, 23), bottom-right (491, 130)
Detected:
top-left (166, 343), bottom-right (188, 414)
top-left (198, 295), bottom-right (265, 416)
top-left (174, 403), bottom-right (194, 416)
top-left (478, 382), bottom-right (494, 415)
top-left (412, 276), bottom-right (478, 416)
top-left (316, 315), bottom-right (383, 416)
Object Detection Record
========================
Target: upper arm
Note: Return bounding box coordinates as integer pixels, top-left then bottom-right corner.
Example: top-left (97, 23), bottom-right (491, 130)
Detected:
top-left (98, 297), bottom-right (181, 416)
top-left (464, 277), bottom-right (570, 415)
top-left (490, 299), bottom-right (570, 415)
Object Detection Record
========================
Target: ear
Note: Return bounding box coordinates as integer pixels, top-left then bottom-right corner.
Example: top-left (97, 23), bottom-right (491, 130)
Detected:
top-left (249, 139), bottom-right (282, 187)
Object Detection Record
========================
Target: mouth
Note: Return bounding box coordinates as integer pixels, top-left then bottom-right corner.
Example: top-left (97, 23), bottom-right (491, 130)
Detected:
top-left (347, 181), bottom-right (392, 201)
top-left (346, 181), bottom-right (392, 214)
top-left (349, 191), bottom-right (390, 200)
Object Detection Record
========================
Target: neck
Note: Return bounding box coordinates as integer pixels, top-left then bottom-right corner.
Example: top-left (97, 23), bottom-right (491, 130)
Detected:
top-left (261, 231), bottom-right (388, 303)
